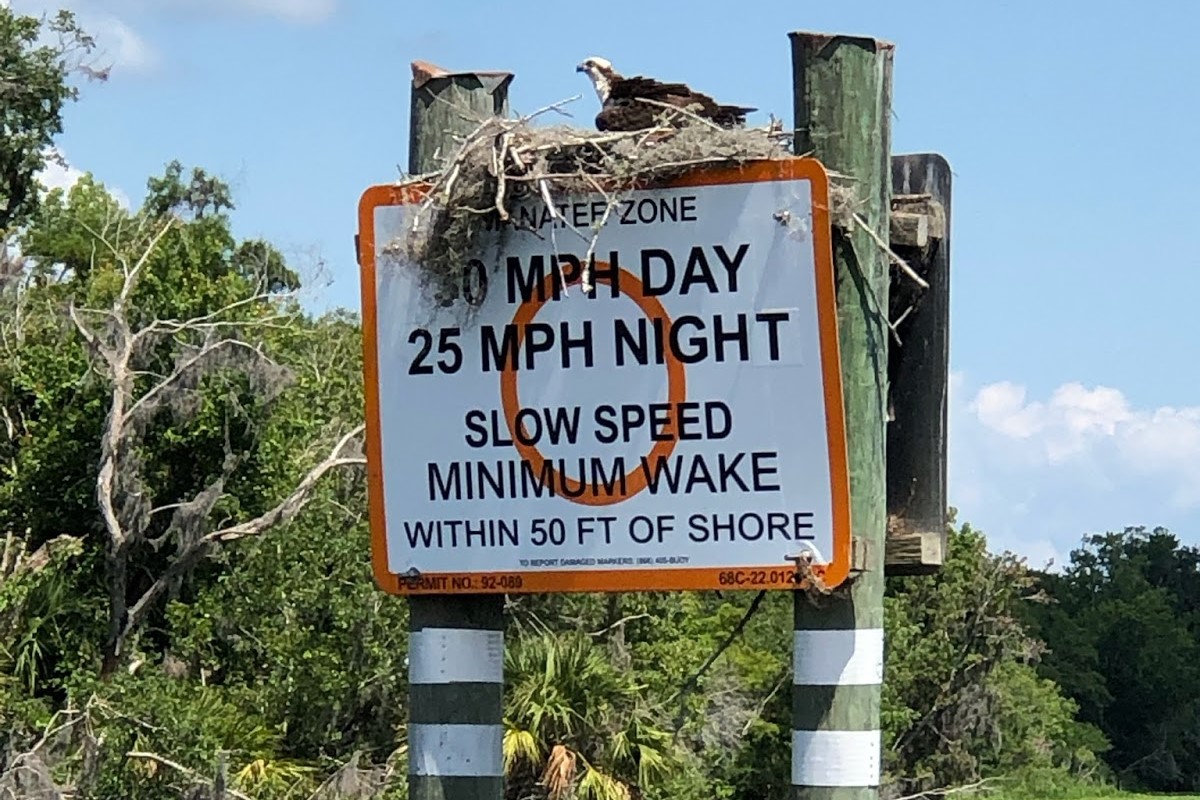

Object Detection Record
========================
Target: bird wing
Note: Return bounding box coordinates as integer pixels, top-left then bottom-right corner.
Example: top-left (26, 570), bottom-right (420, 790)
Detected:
top-left (611, 75), bottom-right (755, 122)
top-left (595, 102), bottom-right (660, 132)
top-left (608, 75), bottom-right (701, 104)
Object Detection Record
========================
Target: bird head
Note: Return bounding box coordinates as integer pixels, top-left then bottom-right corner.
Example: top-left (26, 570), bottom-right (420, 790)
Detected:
top-left (576, 56), bottom-right (616, 102)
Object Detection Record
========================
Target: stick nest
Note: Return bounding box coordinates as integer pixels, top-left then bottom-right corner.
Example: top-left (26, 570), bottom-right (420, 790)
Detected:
top-left (384, 105), bottom-right (794, 310)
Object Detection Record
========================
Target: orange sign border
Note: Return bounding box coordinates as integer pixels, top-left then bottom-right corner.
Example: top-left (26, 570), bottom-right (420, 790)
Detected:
top-left (357, 157), bottom-right (851, 596)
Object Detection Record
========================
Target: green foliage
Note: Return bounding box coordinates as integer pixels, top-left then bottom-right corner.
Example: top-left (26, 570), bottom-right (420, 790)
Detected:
top-left (1026, 526), bottom-right (1200, 793)
top-left (163, 502), bottom-right (410, 761)
top-left (0, 65), bottom-right (1141, 798)
top-left (881, 524), bottom-right (1107, 794)
top-left (503, 627), bottom-right (679, 799)
top-left (0, 6), bottom-right (97, 232)
top-left (81, 675), bottom-right (317, 799)
top-left (0, 160), bottom-right (398, 796)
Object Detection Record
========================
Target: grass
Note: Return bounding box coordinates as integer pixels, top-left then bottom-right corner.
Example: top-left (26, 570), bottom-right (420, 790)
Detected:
top-left (993, 790), bottom-right (1200, 800)
top-left (966, 769), bottom-right (1200, 800)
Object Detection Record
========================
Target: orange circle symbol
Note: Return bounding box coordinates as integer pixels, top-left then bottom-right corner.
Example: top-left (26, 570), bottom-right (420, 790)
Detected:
top-left (499, 263), bottom-right (687, 506)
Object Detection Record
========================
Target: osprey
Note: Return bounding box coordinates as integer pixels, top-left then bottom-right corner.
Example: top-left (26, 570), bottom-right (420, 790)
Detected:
top-left (576, 56), bottom-right (755, 132)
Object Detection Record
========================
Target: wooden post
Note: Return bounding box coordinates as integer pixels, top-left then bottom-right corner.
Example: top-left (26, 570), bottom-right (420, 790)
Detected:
top-left (885, 153), bottom-right (953, 575)
top-left (788, 31), bottom-right (894, 800)
top-left (406, 59), bottom-right (513, 800)
top-left (409, 60), bottom-right (513, 176)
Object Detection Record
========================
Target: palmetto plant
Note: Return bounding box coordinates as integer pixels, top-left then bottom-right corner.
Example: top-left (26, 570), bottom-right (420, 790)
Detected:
top-left (503, 629), bottom-right (676, 800)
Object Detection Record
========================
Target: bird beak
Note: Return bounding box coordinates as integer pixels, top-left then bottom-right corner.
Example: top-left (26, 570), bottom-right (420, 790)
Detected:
top-left (576, 64), bottom-right (586, 73)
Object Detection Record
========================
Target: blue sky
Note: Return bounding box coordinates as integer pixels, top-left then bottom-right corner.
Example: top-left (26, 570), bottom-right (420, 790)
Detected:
top-left (12, 0), bottom-right (1199, 569)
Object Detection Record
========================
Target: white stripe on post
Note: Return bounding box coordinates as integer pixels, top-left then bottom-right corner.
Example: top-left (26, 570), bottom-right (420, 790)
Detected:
top-left (409, 628), bottom-right (504, 685)
top-left (792, 729), bottom-right (882, 787)
top-left (409, 724), bottom-right (505, 777)
top-left (792, 627), bottom-right (884, 686)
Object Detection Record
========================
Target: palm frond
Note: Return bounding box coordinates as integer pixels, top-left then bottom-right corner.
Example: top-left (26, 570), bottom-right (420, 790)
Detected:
top-left (503, 726), bottom-right (541, 772)
top-left (575, 756), bottom-right (631, 800)
top-left (541, 743), bottom-right (577, 800)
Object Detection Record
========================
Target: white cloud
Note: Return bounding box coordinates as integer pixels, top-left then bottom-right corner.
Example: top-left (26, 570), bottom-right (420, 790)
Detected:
top-left (971, 382), bottom-right (1044, 439)
top-left (1119, 406), bottom-right (1200, 507)
top-left (35, 148), bottom-right (131, 209)
top-left (135, 0), bottom-right (337, 24)
top-left (969, 381), bottom-right (1137, 464)
top-left (950, 374), bottom-right (1200, 565)
top-left (36, 153), bottom-right (86, 193)
top-left (6, 0), bottom-right (335, 79)
top-left (6, 0), bottom-right (160, 74)
top-left (234, 0), bottom-right (336, 24)
top-left (89, 14), bottom-right (159, 74)
top-left (969, 380), bottom-right (1200, 504)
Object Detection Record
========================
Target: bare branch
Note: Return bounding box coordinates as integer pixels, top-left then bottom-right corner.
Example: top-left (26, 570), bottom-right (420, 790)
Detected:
top-left (741, 667), bottom-right (789, 736)
top-left (632, 96), bottom-right (725, 131)
top-left (890, 777), bottom-right (1005, 800)
top-left (118, 218), bottom-right (178, 310)
top-left (67, 299), bottom-right (103, 357)
top-left (125, 338), bottom-right (265, 423)
top-left (76, 216), bottom-right (178, 316)
top-left (125, 752), bottom-right (254, 800)
top-left (121, 424), bottom-right (366, 640)
top-left (135, 290), bottom-right (298, 342)
top-left (515, 94), bottom-right (582, 123)
top-left (588, 613), bottom-right (651, 637)
top-left (852, 212), bottom-right (930, 290)
top-left (210, 424), bottom-right (365, 542)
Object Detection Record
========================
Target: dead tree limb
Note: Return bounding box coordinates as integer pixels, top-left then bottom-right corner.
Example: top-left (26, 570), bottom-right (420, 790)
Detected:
top-left (125, 752), bottom-right (255, 800)
top-left (122, 424), bottom-right (365, 637)
top-left (65, 217), bottom-right (364, 677)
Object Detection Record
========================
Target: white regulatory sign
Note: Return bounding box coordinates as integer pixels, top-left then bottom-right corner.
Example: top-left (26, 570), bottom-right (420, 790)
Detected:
top-left (358, 158), bottom-right (850, 595)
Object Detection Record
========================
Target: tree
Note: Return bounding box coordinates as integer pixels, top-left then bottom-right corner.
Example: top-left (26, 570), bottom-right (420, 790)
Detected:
top-left (1026, 526), bottom-right (1200, 791)
top-left (881, 521), bottom-right (1107, 794)
top-left (9, 164), bottom-right (365, 678)
top-left (503, 628), bottom-right (678, 800)
top-left (1, 6), bottom-right (102, 233)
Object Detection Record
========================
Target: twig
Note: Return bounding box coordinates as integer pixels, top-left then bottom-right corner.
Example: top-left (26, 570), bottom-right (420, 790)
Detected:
top-left (891, 302), bottom-right (917, 330)
top-left (589, 613), bottom-right (651, 637)
top-left (840, 231), bottom-right (904, 347)
top-left (890, 777), bottom-right (1005, 800)
top-left (126, 751), bottom-right (255, 800)
top-left (741, 667), bottom-right (789, 736)
top-left (580, 174), bottom-right (619, 294)
top-left (632, 97), bottom-right (725, 131)
top-left (119, 425), bottom-right (365, 646)
top-left (536, 177), bottom-right (598, 297)
top-left (669, 589), bottom-right (768, 732)
top-left (877, 291), bottom-right (903, 346)
top-left (852, 212), bottom-right (929, 290)
top-left (516, 126), bottom-right (673, 154)
top-left (515, 94), bottom-right (583, 123)
top-left (137, 291), bottom-right (295, 339)
top-left (535, 178), bottom-right (591, 245)
top-left (25, 707), bottom-right (84, 757)
top-left (494, 132), bottom-right (512, 221)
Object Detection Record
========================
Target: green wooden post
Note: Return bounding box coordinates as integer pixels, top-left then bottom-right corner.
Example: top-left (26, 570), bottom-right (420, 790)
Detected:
top-left (406, 59), bottom-right (513, 800)
top-left (788, 31), bottom-right (894, 800)
top-left (409, 60), bottom-right (513, 176)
